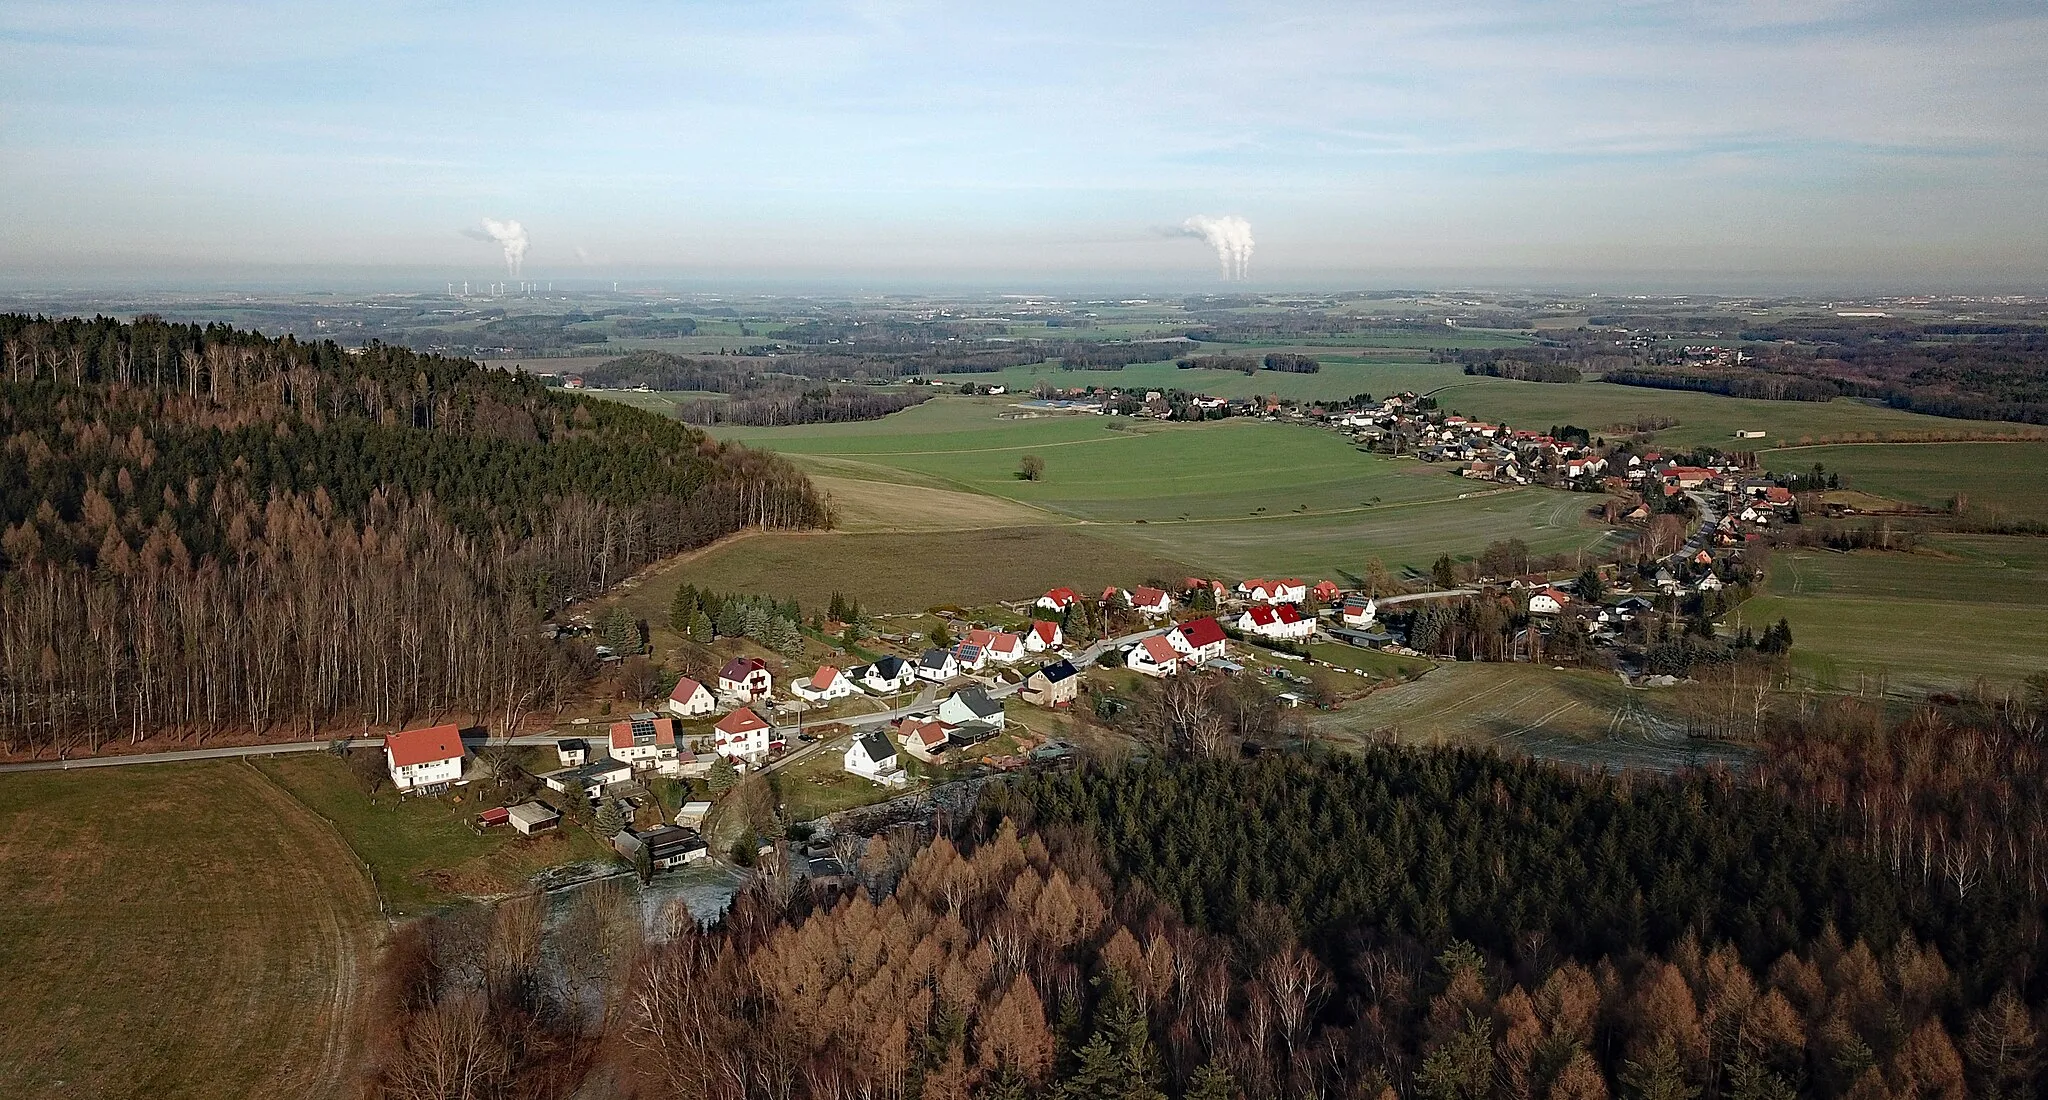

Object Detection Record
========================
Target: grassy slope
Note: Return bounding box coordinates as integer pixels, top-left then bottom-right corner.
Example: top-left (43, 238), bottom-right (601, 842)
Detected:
top-left (1763, 441), bottom-right (2048, 523)
top-left (255, 754), bottom-right (615, 917)
top-left (0, 763), bottom-right (375, 1100)
top-left (1741, 536), bottom-right (2048, 692)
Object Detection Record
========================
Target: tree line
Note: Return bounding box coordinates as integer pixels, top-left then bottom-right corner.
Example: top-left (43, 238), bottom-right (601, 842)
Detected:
top-left (0, 315), bottom-right (825, 752)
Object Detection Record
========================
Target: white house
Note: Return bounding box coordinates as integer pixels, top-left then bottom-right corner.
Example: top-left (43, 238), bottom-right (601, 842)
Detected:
top-left (1168, 617), bottom-right (1230, 662)
top-left (843, 731), bottom-right (907, 786)
top-left (1036, 587), bottom-right (1080, 613)
top-left (384, 724), bottom-right (466, 795)
top-left (1529, 589), bottom-right (1571, 615)
top-left (1126, 634), bottom-right (1185, 678)
top-left (712, 706), bottom-right (772, 763)
top-left (917, 648), bottom-right (961, 684)
top-left (852, 656), bottom-right (916, 694)
top-left (1341, 598), bottom-right (1378, 628)
top-left (609, 712), bottom-right (681, 773)
top-left (555, 738), bottom-right (589, 767)
top-left (666, 676), bottom-right (716, 718)
top-left (792, 664), bottom-right (858, 703)
top-left (965, 628), bottom-right (1026, 665)
top-left (1696, 573), bottom-right (1725, 592)
top-left (950, 640), bottom-right (989, 673)
top-left (1237, 603), bottom-right (1314, 640)
top-left (1128, 586), bottom-right (1173, 616)
top-left (1024, 620), bottom-right (1063, 653)
top-left (897, 717), bottom-right (954, 762)
top-left (717, 657), bottom-right (774, 702)
top-left (938, 686), bottom-right (1005, 729)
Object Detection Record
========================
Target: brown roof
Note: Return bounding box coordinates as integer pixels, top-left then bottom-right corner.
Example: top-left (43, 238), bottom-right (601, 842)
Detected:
top-left (610, 715), bottom-right (677, 751)
top-left (1140, 636), bottom-right (1181, 665)
top-left (669, 676), bottom-right (707, 702)
top-left (715, 707), bottom-right (769, 736)
top-left (386, 724), bottom-right (463, 767)
top-left (718, 657), bottom-right (768, 682)
top-left (1175, 617), bottom-right (1227, 648)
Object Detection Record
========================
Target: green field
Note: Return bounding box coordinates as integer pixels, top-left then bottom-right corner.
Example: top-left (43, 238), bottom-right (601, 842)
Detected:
top-left (1764, 442), bottom-right (2048, 522)
top-left (0, 763), bottom-right (375, 1099)
top-left (1741, 537), bottom-right (2048, 693)
top-left (1431, 379), bottom-right (2048, 450)
top-left (255, 753), bottom-right (615, 917)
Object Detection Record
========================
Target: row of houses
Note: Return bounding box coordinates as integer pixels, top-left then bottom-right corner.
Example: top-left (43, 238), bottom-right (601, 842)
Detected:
top-left (841, 684), bottom-right (1014, 786)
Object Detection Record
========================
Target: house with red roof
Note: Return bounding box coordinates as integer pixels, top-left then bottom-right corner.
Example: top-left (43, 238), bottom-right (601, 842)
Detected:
top-left (609, 712), bottom-right (680, 772)
top-left (1129, 586), bottom-right (1172, 616)
top-left (1311, 580), bottom-right (1342, 604)
top-left (1126, 634), bottom-right (1186, 677)
top-left (792, 664), bottom-right (858, 703)
top-left (896, 717), bottom-right (954, 763)
top-left (1024, 620), bottom-right (1064, 653)
top-left (384, 723), bottom-right (466, 794)
top-left (667, 676), bottom-right (716, 718)
top-left (712, 706), bottom-right (772, 763)
top-left (1237, 603), bottom-right (1314, 640)
top-left (1168, 616), bottom-right (1230, 662)
top-left (1182, 577), bottom-right (1229, 601)
top-left (1528, 589), bottom-right (1572, 615)
top-left (716, 657), bottom-right (773, 701)
top-left (1341, 598), bottom-right (1378, 627)
top-left (965, 628), bottom-right (1026, 665)
top-left (1036, 587), bottom-right (1080, 612)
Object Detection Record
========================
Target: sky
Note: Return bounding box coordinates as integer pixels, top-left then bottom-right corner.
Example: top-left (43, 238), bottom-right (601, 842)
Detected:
top-left (4, 0), bottom-right (2047, 290)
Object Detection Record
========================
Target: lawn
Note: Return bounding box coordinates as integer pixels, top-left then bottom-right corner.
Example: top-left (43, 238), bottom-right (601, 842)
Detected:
top-left (0, 762), bottom-right (376, 1100)
top-left (1741, 537), bottom-right (2048, 693)
top-left (1430, 378), bottom-right (2048, 450)
top-left (255, 753), bottom-right (616, 917)
top-left (767, 747), bottom-right (902, 824)
top-left (1763, 442), bottom-right (2048, 523)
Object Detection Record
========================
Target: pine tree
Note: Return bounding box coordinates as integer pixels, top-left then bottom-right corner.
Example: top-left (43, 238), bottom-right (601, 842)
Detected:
top-left (1187, 1062), bottom-right (1238, 1100)
top-left (707, 754), bottom-right (739, 795)
top-left (594, 796), bottom-right (626, 838)
top-left (689, 610), bottom-right (714, 644)
top-left (1620, 1037), bottom-right (1699, 1100)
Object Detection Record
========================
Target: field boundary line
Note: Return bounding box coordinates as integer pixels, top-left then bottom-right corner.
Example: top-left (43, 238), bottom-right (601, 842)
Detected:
top-left (243, 757), bottom-right (392, 925)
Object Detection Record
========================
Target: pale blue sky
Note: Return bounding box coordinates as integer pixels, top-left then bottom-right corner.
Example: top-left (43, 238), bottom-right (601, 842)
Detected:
top-left (4, 0), bottom-right (2046, 288)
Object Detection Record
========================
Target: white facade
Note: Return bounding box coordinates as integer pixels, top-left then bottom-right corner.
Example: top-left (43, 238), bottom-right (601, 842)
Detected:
top-left (667, 678), bottom-right (716, 717)
top-left (387, 752), bottom-right (463, 793)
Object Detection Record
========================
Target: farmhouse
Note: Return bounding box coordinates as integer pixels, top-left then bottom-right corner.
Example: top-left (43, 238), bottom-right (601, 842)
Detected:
top-left (717, 657), bottom-right (773, 702)
top-left (614, 825), bottom-right (709, 871)
top-left (792, 664), bottom-right (858, 703)
top-left (1036, 587), bottom-right (1080, 613)
top-left (1168, 616), bottom-right (1230, 662)
top-left (1021, 659), bottom-right (1081, 707)
top-left (938, 686), bottom-right (1005, 729)
top-left (384, 724), bottom-right (466, 795)
top-left (1126, 634), bottom-right (1185, 677)
top-left (851, 656), bottom-right (916, 693)
top-left (1237, 603), bottom-right (1314, 640)
top-left (608, 712), bottom-right (680, 773)
top-left (965, 628), bottom-right (1025, 664)
top-left (1529, 589), bottom-right (1572, 615)
top-left (1024, 620), bottom-right (1063, 653)
top-left (918, 647), bottom-right (961, 683)
top-left (843, 731), bottom-right (907, 786)
top-left (713, 706), bottom-right (773, 764)
top-left (666, 676), bottom-right (716, 717)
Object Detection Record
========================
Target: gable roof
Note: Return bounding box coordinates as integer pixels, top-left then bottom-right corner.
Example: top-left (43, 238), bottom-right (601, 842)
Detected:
top-left (1040, 586), bottom-right (1079, 607)
top-left (921, 647), bottom-right (958, 670)
top-left (1175, 616), bottom-right (1227, 648)
top-left (610, 712), bottom-right (677, 750)
top-left (718, 656), bottom-right (768, 682)
top-left (386, 723), bottom-right (464, 768)
top-left (900, 718), bottom-right (953, 750)
top-left (1131, 585), bottom-right (1169, 607)
top-left (1139, 635), bottom-right (1181, 665)
top-left (948, 686), bottom-right (1002, 718)
top-left (1243, 605), bottom-right (1278, 627)
top-left (870, 655), bottom-right (908, 678)
top-left (1035, 659), bottom-right (1079, 684)
top-left (669, 676), bottom-right (708, 703)
top-left (715, 707), bottom-right (769, 736)
top-left (854, 731), bottom-right (895, 764)
top-left (1031, 621), bottom-right (1060, 645)
top-left (809, 665), bottom-right (840, 691)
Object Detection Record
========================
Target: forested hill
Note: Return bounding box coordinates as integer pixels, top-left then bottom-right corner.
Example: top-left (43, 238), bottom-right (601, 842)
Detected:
top-left (0, 314), bottom-right (825, 750)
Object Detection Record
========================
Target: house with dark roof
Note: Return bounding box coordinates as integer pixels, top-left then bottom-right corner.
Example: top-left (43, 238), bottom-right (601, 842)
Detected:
top-left (716, 657), bottom-right (773, 701)
top-left (614, 825), bottom-right (709, 871)
top-left (843, 730), bottom-right (907, 786)
top-left (938, 685), bottom-right (1004, 728)
top-left (1021, 659), bottom-right (1081, 707)
top-left (852, 656), bottom-right (916, 693)
top-left (384, 724), bottom-right (466, 795)
top-left (917, 647), bottom-right (961, 684)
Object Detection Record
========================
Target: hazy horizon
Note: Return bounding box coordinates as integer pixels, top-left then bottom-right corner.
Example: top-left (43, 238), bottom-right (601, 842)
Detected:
top-left (6, 1), bottom-right (2047, 290)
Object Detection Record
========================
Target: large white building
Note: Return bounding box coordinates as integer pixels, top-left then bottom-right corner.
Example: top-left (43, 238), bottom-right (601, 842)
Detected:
top-left (384, 724), bottom-right (466, 795)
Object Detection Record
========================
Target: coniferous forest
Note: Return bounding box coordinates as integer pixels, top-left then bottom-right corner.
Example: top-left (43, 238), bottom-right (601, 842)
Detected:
top-left (0, 315), bottom-right (825, 750)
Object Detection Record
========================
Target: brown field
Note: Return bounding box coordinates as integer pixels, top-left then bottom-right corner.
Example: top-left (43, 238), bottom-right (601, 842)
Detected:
top-left (623, 525), bottom-right (1196, 614)
top-left (0, 762), bottom-right (376, 1100)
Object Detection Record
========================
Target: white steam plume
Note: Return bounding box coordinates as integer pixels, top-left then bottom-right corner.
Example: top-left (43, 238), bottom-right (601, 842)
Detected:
top-left (479, 218), bottom-right (529, 277)
top-left (1180, 214), bottom-right (1254, 280)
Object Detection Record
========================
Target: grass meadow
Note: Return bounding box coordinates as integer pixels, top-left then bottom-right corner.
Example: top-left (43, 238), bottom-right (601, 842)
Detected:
top-left (0, 763), bottom-right (376, 1100)
top-left (1763, 441), bottom-right (2048, 523)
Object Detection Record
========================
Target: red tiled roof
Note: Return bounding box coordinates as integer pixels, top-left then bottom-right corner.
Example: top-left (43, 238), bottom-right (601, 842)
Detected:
top-left (1244, 606), bottom-right (1278, 626)
top-left (669, 677), bottom-right (706, 703)
top-left (610, 715), bottom-right (677, 750)
top-left (810, 665), bottom-right (840, 691)
top-left (1175, 617), bottom-right (1226, 648)
top-left (1032, 621), bottom-right (1060, 645)
top-left (1040, 587), bottom-right (1078, 607)
top-left (1140, 636), bottom-right (1181, 665)
top-left (1132, 586), bottom-right (1168, 607)
top-left (1274, 604), bottom-right (1305, 624)
top-left (715, 707), bottom-right (769, 736)
top-left (386, 723), bottom-right (463, 768)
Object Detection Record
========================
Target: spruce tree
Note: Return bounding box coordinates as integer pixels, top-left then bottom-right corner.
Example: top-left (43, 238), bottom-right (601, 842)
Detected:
top-left (594, 796), bottom-right (627, 838)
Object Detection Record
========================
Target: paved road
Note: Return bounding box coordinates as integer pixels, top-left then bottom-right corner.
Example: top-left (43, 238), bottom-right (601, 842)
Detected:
top-left (1376, 588), bottom-right (1477, 606)
top-left (0, 628), bottom-right (1173, 777)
